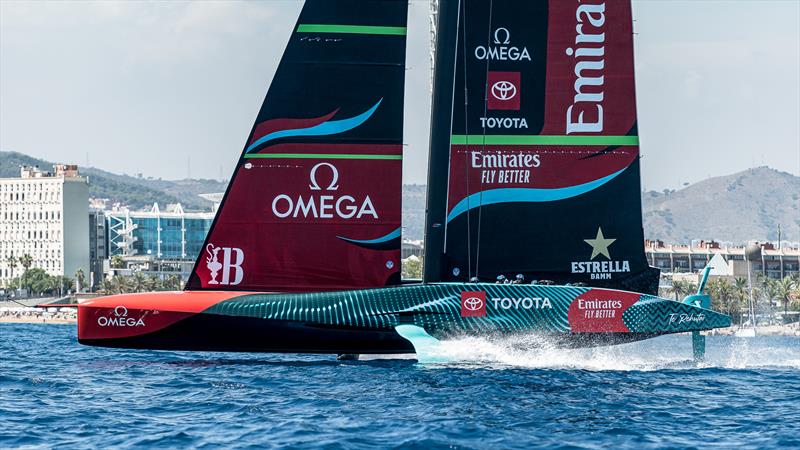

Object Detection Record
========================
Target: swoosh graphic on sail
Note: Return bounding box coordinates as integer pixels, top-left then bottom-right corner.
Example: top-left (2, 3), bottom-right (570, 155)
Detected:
top-left (246, 99), bottom-right (383, 153)
top-left (446, 169), bottom-right (625, 224)
top-left (337, 227), bottom-right (401, 251)
top-left (249, 109), bottom-right (340, 146)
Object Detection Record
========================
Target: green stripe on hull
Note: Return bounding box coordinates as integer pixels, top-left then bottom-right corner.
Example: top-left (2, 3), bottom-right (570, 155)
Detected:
top-left (243, 153), bottom-right (402, 160)
top-left (297, 24), bottom-right (407, 36)
top-left (450, 135), bottom-right (640, 146)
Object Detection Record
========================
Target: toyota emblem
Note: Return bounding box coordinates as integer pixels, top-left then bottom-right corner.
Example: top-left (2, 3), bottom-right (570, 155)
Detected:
top-left (491, 81), bottom-right (517, 101)
top-left (463, 296), bottom-right (484, 311)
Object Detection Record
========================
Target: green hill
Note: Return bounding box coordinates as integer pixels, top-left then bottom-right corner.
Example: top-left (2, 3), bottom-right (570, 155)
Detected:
top-left (642, 167), bottom-right (800, 244)
top-left (0, 151), bottom-right (225, 210)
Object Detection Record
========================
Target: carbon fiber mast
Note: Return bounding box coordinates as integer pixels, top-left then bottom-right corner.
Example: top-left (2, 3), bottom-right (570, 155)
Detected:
top-left (423, 0), bottom-right (460, 283)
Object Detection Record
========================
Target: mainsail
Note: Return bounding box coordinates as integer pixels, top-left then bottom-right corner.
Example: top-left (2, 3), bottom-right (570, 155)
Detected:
top-left (186, 0), bottom-right (408, 292)
top-left (424, 0), bottom-right (660, 294)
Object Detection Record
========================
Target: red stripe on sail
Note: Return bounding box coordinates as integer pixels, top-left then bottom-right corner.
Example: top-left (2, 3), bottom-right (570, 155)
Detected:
top-left (249, 109), bottom-right (340, 145)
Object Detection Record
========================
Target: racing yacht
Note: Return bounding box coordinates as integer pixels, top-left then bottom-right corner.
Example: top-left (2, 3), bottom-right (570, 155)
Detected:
top-left (78, 0), bottom-right (731, 360)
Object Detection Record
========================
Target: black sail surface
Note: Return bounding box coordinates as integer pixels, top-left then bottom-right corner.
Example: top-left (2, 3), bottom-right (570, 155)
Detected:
top-left (186, 0), bottom-right (408, 292)
top-left (424, 0), bottom-right (659, 295)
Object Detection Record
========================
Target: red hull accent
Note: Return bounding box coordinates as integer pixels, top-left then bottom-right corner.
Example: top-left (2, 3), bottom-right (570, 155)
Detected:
top-left (77, 291), bottom-right (243, 341)
top-left (568, 289), bottom-right (640, 333)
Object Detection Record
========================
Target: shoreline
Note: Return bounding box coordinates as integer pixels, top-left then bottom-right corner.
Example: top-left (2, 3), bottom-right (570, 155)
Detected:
top-left (0, 317), bottom-right (76, 324)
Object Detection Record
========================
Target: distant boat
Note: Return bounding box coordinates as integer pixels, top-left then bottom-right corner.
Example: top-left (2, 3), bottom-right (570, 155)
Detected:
top-left (735, 327), bottom-right (756, 338)
top-left (78, 0), bottom-right (730, 360)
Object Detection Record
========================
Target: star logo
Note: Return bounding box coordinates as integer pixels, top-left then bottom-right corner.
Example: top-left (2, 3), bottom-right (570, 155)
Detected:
top-left (583, 227), bottom-right (616, 260)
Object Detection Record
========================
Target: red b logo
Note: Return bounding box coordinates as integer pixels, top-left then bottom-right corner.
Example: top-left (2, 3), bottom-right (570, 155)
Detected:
top-left (461, 291), bottom-right (487, 317)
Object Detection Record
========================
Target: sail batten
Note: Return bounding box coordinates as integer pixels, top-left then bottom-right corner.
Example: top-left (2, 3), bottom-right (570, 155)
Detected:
top-left (450, 135), bottom-right (639, 146)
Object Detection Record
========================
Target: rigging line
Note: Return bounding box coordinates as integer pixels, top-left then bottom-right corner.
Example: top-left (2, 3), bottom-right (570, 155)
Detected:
top-left (441, 0), bottom-right (464, 267)
top-left (460, 0), bottom-right (472, 280)
top-left (475, 0), bottom-right (494, 280)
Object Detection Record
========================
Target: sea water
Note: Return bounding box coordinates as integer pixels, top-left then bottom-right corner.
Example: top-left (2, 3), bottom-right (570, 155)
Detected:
top-left (1, 324), bottom-right (798, 449)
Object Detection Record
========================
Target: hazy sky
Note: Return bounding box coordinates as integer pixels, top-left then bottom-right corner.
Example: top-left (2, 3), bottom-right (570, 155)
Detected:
top-left (1, 0), bottom-right (798, 190)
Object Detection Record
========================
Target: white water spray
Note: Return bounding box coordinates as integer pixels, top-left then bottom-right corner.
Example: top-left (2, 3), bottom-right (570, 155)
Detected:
top-left (407, 334), bottom-right (800, 371)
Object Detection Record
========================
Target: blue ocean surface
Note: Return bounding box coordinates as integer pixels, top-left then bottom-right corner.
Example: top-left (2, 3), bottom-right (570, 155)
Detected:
top-left (1, 324), bottom-right (799, 449)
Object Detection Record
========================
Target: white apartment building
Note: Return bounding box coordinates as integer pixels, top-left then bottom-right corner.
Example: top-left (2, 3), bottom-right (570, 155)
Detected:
top-left (0, 164), bottom-right (90, 286)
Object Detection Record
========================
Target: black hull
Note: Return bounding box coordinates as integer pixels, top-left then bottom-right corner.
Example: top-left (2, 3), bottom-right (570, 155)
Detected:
top-left (79, 314), bottom-right (414, 354)
top-left (79, 312), bottom-right (664, 354)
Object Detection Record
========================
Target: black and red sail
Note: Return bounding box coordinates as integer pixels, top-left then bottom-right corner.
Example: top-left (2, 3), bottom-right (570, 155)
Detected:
top-left (187, 0), bottom-right (408, 292)
top-left (425, 0), bottom-right (659, 294)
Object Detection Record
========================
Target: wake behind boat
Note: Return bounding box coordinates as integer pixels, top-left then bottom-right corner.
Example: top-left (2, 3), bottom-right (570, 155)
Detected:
top-left (78, 0), bottom-right (731, 359)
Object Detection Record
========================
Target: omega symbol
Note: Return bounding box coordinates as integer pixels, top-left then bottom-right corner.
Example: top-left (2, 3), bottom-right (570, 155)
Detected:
top-left (309, 162), bottom-right (340, 191)
top-left (493, 27), bottom-right (511, 45)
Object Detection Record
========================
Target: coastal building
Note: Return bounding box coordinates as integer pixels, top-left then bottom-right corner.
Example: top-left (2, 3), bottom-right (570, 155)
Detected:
top-left (88, 209), bottom-right (108, 289)
top-left (0, 165), bottom-right (90, 285)
top-left (402, 239), bottom-right (424, 259)
top-left (198, 192), bottom-right (224, 212)
top-left (645, 240), bottom-right (800, 279)
top-left (104, 202), bottom-right (214, 279)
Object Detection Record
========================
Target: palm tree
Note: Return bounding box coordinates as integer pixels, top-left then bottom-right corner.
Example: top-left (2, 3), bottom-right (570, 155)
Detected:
top-left (132, 273), bottom-right (148, 293)
top-left (164, 275), bottom-right (183, 291)
top-left (670, 280), bottom-right (696, 301)
top-left (733, 277), bottom-right (749, 325)
top-left (707, 279), bottom-right (738, 321)
top-left (17, 254), bottom-right (33, 293)
top-left (99, 278), bottom-right (114, 295)
top-left (41, 275), bottom-right (59, 295)
top-left (146, 275), bottom-right (162, 291)
top-left (775, 276), bottom-right (798, 323)
top-left (756, 277), bottom-right (779, 323)
top-left (19, 254), bottom-right (33, 272)
top-left (74, 269), bottom-right (86, 292)
top-left (61, 276), bottom-right (74, 295)
top-left (111, 275), bottom-right (131, 294)
top-left (5, 255), bottom-right (17, 281)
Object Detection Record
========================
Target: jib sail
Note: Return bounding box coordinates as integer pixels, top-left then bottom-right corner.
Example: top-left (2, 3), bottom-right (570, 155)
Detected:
top-left (187, 0), bottom-right (408, 292)
top-left (424, 0), bottom-right (659, 294)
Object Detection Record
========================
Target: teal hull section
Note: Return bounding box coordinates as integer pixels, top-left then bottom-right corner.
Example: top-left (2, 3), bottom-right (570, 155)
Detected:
top-left (203, 283), bottom-right (731, 339)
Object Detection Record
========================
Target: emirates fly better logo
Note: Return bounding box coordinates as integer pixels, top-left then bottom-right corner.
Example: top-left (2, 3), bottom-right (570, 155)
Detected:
top-left (461, 291), bottom-right (487, 317)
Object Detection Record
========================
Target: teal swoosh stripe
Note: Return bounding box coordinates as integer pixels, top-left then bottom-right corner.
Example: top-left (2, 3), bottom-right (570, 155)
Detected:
top-left (244, 153), bottom-right (401, 160)
top-left (297, 24), bottom-right (407, 35)
top-left (246, 99), bottom-right (382, 153)
top-left (337, 227), bottom-right (401, 245)
top-left (451, 135), bottom-right (639, 146)
top-left (446, 169), bottom-right (625, 223)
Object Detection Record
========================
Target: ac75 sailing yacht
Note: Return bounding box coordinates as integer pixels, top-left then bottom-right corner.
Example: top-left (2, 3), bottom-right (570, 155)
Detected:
top-left (78, 0), bottom-right (731, 360)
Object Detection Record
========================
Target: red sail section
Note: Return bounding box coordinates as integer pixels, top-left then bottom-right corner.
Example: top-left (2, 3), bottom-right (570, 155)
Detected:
top-left (194, 144), bottom-right (402, 292)
top-left (447, 0), bottom-right (639, 217)
top-left (541, 0), bottom-right (637, 136)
